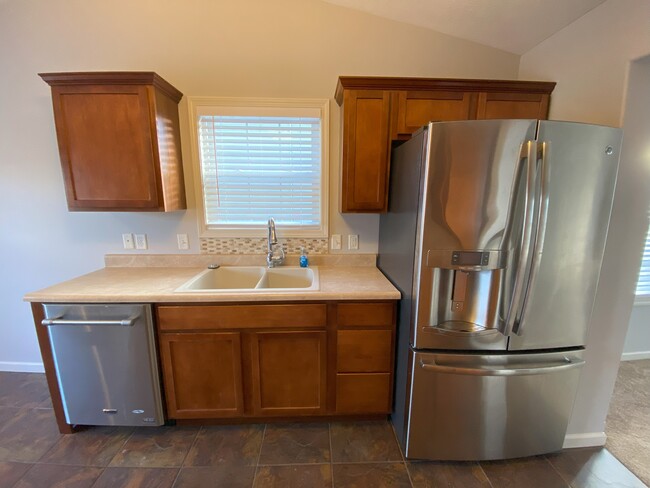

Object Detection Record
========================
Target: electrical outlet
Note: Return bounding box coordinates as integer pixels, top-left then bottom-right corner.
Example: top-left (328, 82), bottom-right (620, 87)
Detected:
top-left (330, 234), bottom-right (342, 250)
top-left (177, 233), bottom-right (189, 250)
top-left (348, 234), bottom-right (359, 250)
top-left (122, 233), bottom-right (134, 250)
top-left (135, 234), bottom-right (148, 250)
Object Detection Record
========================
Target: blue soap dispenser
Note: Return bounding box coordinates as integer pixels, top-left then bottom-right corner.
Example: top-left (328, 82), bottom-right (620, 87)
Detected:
top-left (299, 246), bottom-right (309, 268)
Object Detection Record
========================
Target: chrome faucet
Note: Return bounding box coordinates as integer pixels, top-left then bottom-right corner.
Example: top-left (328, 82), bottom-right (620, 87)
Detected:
top-left (266, 217), bottom-right (285, 268)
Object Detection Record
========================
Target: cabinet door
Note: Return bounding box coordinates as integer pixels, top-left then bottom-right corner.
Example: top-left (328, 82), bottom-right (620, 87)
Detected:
top-left (159, 332), bottom-right (244, 418)
top-left (476, 92), bottom-right (550, 120)
top-left (341, 90), bottom-right (391, 212)
top-left (250, 330), bottom-right (327, 416)
top-left (50, 84), bottom-right (162, 210)
top-left (392, 90), bottom-right (474, 139)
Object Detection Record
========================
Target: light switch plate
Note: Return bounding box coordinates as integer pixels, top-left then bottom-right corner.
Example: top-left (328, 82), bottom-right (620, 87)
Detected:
top-left (348, 234), bottom-right (359, 250)
top-left (177, 233), bottom-right (189, 250)
top-left (122, 233), bottom-right (134, 250)
top-left (331, 234), bottom-right (342, 250)
top-left (135, 234), bottom-right (148, 250)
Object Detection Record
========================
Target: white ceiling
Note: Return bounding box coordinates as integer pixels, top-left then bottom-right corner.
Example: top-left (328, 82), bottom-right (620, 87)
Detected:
top-left (322, 0), bottom-right (606, 54)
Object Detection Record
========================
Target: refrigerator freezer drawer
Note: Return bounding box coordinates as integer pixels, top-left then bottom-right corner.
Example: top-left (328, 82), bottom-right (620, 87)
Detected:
top-left (43, 304), bottom-right (164, 427)
top-left (404, 350), bottom-right (584, 461)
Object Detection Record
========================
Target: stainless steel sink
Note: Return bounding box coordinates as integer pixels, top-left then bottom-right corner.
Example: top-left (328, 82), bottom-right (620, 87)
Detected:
top-left (175, 266), bottom-right (319, 293)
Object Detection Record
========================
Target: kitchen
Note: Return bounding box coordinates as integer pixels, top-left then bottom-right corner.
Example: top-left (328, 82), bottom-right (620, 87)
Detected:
top-left (1, 0), bottom-right (650, 487)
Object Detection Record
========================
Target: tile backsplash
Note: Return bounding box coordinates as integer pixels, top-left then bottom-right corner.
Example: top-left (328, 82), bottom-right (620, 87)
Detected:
top-left (200, 237), bottom-right (329, 255)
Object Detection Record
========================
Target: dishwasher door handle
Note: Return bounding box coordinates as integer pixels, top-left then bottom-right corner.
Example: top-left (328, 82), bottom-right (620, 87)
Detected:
top-left (41, 316), bottom-right (138, 327)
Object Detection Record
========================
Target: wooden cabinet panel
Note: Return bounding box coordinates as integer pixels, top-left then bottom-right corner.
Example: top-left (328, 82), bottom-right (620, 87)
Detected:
top-left (337, 330), bottom-right (392, 372)
top-left (341, 90), bottom-right (392, 212)
top-left (336, 373), bottom-right (391, 414)
top-left (250, 330), bottom-right (327, 416)
top-left (335, 77), bottom-right (555, 214)
top-left (40, 72), bottom-right (186, 212)
top-left (55, 86), bottom-right (159, 207)
top-left (337, 302), bottom-right (394, 328)
top-left (476, 92), bottom-right (550, 120)
top-left (159, 332), bottom-right (244, 418)
top-left (393, 90), bottom-right (474, 138)
top-left (157, 304), bottom-right (327, 331)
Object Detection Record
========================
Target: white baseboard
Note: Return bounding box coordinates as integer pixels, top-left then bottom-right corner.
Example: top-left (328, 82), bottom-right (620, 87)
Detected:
top-left (621, 351), bottom-right (650, 361)
top-left (563, 432), bottom-right (607, 449)
top-left (0, 362), bottom-right (45, 373)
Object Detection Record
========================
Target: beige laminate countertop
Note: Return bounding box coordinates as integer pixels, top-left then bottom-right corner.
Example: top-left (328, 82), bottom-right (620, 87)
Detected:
top-left (23, 266), bottom-right (400, 303)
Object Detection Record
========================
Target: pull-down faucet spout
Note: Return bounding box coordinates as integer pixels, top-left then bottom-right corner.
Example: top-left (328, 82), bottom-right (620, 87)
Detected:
top-left (266, 217), bottom-right (285, 268)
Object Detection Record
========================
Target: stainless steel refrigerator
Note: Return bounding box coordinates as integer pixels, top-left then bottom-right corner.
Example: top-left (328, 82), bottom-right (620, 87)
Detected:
top-left (378, 119), bottom-right (622, 461)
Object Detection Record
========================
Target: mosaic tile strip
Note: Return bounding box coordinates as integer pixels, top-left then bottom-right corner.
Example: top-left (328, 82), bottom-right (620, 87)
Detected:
top-left (200, 237), bottom-right (329, 255)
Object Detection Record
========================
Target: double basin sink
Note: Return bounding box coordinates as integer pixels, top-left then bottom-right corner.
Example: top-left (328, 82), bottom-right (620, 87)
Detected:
top-left (176, 266), bottom-right (319, 293)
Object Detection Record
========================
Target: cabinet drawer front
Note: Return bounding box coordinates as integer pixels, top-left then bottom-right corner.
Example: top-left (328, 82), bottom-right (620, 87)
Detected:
top-left (157, 304), bottom-right (327, 331)
top-left (336, 373), bottom-right (391, 414)
top-left (337, 302), bottom-right (394, 327)
top-left (337, 330), bottom-right (392, 372)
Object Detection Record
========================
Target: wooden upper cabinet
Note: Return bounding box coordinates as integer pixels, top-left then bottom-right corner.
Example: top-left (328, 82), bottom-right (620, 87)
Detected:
top-left (392, 90), bottom-right (474, 139)
top-left (335, 77), bottom-right (555, 213)
top-left (39, 72), bottom-right (186, 211)
top-left (340, 89), bottom-right (392, 212)
top-left (476, 91), bottom-right (550, 120)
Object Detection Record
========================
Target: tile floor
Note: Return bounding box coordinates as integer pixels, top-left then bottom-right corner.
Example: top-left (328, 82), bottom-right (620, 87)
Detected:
top-left (0, 371), bottom-right (646, 488)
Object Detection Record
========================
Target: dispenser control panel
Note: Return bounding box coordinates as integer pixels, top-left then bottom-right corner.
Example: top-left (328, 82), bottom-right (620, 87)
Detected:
top-left (451, 251), bottom-right (490, 266)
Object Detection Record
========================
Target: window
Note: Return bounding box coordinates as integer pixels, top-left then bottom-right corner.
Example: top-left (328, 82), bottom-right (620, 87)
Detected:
top-left (188, 97), bottom-right (329, 237)
top-left (636, 212), bottom-right (650, 300)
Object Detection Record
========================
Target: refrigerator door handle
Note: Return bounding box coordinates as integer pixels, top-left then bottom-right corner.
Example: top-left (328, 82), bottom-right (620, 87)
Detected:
top-left (418, 356), bottom-right (585, 376)
top-left (504, 140), bottom-right (538, 335)
top-left (514, 142), bottom-right (551, 336)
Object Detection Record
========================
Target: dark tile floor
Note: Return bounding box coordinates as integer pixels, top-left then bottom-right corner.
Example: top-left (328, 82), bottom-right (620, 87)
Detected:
top-left (0, 372), bottom-right (646, 488)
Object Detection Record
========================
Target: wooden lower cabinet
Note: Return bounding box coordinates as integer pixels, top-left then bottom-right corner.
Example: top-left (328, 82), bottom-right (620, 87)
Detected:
top-left (156, 301), bottom-right (396, 421)
top-left (250, 330), bottom-right (327, 416)
top-left (336, 373), bottom-right (392, 414)
top-left (159, 332), bottom-right (244, 418)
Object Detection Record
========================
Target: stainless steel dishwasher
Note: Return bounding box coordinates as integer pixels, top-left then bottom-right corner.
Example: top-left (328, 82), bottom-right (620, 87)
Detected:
top-left (42, 304), bottom-right (164, 427)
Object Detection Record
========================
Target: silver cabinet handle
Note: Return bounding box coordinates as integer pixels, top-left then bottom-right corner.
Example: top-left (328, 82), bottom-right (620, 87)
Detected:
top-left (41, 317), bottom-right (137, 327)
top-left (419, 357), bottom-right (585, 376)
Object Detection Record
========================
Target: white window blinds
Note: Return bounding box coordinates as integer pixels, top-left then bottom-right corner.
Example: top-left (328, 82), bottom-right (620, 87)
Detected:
top-left (636, 213), bottom-right (650, 296)
top-left (198, 114), bottom-right (322, 230)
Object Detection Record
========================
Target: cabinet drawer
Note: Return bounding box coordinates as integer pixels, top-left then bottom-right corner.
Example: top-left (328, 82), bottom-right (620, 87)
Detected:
top-left (156, 304), bottom-right (327, 331)
top-left (336, 373), bottom-right (391, 414)
top-left (337, 302), bottom-right (394, 327)
top-left (337, 330), bottom-right (392, 372)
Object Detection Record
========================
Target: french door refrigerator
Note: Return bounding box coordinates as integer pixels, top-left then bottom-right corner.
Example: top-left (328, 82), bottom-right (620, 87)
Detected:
top-left (378, 119), bottom-right (622, 461)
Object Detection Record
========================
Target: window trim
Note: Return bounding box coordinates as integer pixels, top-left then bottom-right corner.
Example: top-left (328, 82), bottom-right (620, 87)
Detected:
top-left (187, 96), bottom-right (330, 238)
top-left (634, 217), bottom-right (650, 306)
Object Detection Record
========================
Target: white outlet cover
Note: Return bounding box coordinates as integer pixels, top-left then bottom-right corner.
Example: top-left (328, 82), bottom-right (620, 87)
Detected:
top-left (177, 233), bottom-right (189, 250)
top-left (331, 234), bottom-right (342, 250)
top-left (348, 234), bottom-right (359, 250)
top-left (135, 234), bottom-right (148, 250)
top-left (122, 233), bottom-right (134, 250)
